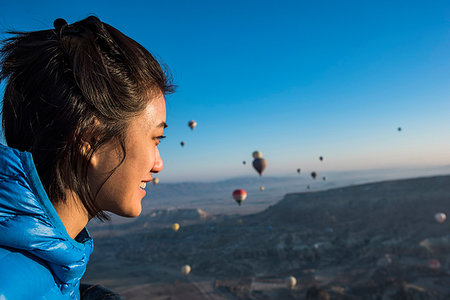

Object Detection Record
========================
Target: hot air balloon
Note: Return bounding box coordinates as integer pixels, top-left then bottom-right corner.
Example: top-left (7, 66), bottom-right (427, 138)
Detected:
top-left (322, 176), bottom-right (326, 181)
top-left (259, 186), bottom-right (265, 191)
top-left (398, 127), bottom-right (402, 132)
top-left (252, 151), bottom-right (262, 159)
top-left (243, 161), bottom-right (246, 165)
top-left (307, 185), bottom-right (310, 190)
top-left (152, 178), bottom-right (159, 185)
top-left (434, 212), bottom-right (446, 224)
top-left (311, 171), bottom-right (317, 179)
top-left (285, 276), bottom-right (297, 289)
top-left (319, 156), bottom-right (323, 162)
top-left (172, 223), bottom-right (180, 232)
top-left (384, 254), bottom-right (392, 264)
top-left (181, 265), bottom-right (191, 275)
top-left (180, 141), bottom-right (185, 147)
top-left (428, 259), bottom-right (440, 270)
top-left (188, 120), bottom-right (197, 130)
top-left (297, 168), bottom-right (301, 174)
top-left (252, 158), bottom-right (266, 176)
top-left (232, 189), bottom-right (247, 206)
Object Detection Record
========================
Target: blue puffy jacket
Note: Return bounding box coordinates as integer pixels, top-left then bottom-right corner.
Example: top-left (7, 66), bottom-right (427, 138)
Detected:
top-left (0, 144), bottom-right (94, 299)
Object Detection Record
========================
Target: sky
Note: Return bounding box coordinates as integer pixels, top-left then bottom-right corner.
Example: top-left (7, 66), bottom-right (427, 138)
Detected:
top-left (0, 0), bottom-right (449, 182)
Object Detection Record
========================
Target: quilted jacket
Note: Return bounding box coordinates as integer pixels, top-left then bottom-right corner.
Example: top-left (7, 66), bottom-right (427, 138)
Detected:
top-left (0, 144), bottom-right (93, 299)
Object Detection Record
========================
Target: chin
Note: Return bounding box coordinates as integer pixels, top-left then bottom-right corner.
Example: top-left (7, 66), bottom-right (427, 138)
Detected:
top-left (114, 205), bottom-right (142, 218)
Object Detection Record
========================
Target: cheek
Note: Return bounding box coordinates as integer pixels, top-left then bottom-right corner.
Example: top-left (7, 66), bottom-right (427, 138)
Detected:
top-left (129, 146), bottom-right (156, 173)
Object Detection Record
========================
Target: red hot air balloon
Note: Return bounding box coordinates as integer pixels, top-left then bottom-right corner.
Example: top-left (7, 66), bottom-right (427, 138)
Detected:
top-left (232, 189), bottom-right (247, 206)
top-left (252, 158), bottom-right (266, 176)
top-left (429, 259), bottom-right (440, 270)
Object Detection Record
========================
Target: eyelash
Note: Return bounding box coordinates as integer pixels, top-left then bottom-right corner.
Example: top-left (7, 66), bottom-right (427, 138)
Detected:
top-left (154, 135), bottom-right (166, 142)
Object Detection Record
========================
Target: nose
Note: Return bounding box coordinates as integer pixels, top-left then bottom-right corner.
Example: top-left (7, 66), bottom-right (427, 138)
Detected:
top-left (151, 147), bottom-right (163, 173)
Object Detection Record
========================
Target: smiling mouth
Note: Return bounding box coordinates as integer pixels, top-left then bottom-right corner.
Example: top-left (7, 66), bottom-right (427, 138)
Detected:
top-left (139, 182), bottom-right (147, 189)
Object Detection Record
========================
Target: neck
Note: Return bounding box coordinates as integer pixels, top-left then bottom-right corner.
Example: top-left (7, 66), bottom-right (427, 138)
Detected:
top-left (53, 190), bottom-right (90, 240)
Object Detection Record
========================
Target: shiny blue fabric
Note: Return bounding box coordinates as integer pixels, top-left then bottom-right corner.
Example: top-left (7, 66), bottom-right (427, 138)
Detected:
top-left (0, 144), bottom-right (94, 299)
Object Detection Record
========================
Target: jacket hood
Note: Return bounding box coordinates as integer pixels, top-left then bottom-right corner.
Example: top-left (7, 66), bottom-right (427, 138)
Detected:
top-left (0, 144), bottom-right (93, 295)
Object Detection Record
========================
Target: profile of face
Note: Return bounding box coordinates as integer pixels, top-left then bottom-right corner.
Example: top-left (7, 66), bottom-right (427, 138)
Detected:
top-left (88, 93), bottom-right (166, 217)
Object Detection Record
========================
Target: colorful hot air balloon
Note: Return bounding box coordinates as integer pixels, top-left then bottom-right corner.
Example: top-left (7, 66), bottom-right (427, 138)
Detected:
top-left (181, 265), bottom-right (191, 275)
top-left (434, 212), bottom-right (446, 224)
top-left (172, 223), bottom-right (180, 232)
top-left (252, 158), bottom-right (266, 176)
top-left (259, 186), bottom-right (265, 191)
top-left (311, 171), bottom-right (317, 179)
top-left (428, 259), bottom-right (440, 270)
top-left (188, 120), bottom-right (197, 130)
top-left (152, 178), bottom-right (159, 185)
top-left (285, 276), bottom-right (297, 289)
top-left (180, 141), bottom-right (185, 147)
top-left (252, 151), bottom-right (262, 159)
top-left (232, 189), bottom-right (247, 206)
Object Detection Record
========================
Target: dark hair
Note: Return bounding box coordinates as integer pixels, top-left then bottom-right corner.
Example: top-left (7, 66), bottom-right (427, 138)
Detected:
top-left (0, 16), bottom-right (175, 220)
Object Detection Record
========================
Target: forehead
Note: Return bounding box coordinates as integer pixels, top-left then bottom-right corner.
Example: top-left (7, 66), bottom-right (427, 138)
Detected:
top-left (140, 93), bottom-right (166, 128)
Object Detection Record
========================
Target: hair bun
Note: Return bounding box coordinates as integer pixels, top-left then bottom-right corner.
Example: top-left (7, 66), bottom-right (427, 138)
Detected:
top-left (53, 18), bottom-right (68, 31)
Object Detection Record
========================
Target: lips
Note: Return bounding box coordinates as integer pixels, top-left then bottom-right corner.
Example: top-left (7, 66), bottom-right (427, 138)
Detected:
top-left (140, 176), bottom-right (153, 190)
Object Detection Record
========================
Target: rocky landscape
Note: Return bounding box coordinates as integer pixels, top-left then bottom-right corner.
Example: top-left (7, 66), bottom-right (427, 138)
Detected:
top-left (83, 174), bottom-right (450, 299)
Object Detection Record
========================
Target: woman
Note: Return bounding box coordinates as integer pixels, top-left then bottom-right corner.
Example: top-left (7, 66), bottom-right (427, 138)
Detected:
top-left (0, 16), bottom-right (174, 299)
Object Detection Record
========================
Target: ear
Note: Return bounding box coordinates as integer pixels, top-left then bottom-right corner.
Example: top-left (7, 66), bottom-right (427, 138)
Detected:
top-left (79, 117), bottom-right (102, 166)
top-left (80, 140), bottom-right (99, 168)
top-left (80, 141), bottom-right (90, 157)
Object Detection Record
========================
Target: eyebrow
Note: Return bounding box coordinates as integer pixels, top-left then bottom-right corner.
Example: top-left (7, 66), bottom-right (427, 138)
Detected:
top-left (156, 122), bottom-right (168, 129)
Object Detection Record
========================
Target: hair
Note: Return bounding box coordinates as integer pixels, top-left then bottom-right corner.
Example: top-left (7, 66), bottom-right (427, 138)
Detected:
top-left (0, 16), bottom-right (175, 220)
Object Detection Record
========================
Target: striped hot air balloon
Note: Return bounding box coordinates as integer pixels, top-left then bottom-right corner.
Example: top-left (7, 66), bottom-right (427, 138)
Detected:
top-left (232, 189), bottom-right (247, 206)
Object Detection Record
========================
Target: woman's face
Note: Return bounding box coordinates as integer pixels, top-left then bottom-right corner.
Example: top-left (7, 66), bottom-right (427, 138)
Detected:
top-left (89, 93), bottom-right (166, 217)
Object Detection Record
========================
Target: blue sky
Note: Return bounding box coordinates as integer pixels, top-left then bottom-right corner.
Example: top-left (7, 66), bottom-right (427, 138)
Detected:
top-left (1, 0), bottom-right (449, 182)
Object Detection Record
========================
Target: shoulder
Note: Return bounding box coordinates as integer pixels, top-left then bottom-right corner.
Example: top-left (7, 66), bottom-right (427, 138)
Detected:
top-left (0, 247), bottom-right (64, 299)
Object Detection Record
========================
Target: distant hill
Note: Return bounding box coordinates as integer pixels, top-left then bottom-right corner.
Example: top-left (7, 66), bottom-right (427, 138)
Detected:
top-left (97, 167), bottom-right (450, 226)
top-left (254, 174), bottom-right (450, 229)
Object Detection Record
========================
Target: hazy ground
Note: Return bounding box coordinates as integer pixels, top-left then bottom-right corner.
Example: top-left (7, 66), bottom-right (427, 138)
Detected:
top-left (84, 169), bottom-right (450, 299)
